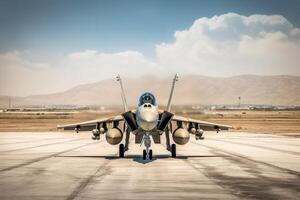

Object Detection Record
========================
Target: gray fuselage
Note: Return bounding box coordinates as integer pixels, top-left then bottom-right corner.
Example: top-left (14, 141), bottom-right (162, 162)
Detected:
top-left (135, 92), bottom-right (159, 131)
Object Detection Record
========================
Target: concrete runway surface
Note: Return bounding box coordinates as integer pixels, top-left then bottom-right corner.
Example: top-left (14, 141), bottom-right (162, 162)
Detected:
top-left (0, 131), bottom-right (299, 200)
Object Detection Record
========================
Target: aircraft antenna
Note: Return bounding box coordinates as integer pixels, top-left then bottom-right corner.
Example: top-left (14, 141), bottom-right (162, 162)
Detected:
top-left (116, 75), bottom-right (129, 111)
top-left (166, 74), bottom-right (179, 112)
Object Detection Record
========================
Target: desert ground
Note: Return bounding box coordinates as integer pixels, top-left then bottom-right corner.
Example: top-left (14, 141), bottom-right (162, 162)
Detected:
top-left (0, 110), bottom-right (299, 199)
top-left (0, 110), bottom-right (299, 135)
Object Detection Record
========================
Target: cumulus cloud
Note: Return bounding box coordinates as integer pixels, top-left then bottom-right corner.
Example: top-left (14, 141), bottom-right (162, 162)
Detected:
top-left (0, 13), bottom-right (300, 96)
top-left (156, 13), bottom-right (300, 75)
top-left (67, 50), bottom-right (156, 70)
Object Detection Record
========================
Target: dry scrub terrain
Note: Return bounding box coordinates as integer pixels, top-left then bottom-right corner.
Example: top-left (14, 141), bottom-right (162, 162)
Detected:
top-left (0, 111), bottom-right (116, 132)
top-left (181, 111), bottom-right (300, 135)
top-left (0, 110), bottom-right (299, 135)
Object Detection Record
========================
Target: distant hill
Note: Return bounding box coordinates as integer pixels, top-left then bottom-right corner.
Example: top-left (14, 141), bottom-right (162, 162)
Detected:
top-left (1, 75), bottom-right (299, 107)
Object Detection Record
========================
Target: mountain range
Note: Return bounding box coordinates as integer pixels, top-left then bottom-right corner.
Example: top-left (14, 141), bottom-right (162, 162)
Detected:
top-left (1, 75), bottom-right (299, 107)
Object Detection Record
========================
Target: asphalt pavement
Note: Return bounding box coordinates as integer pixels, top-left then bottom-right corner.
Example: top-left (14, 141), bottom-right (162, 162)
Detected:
top-left (0, 131), bottom-right (299, 200)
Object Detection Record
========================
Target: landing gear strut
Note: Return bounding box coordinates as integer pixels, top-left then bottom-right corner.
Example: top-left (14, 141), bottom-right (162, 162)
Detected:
top-left (166, 128), bottom-right (176, 158)
top-left (124, 128), bottom-right (130, 151)
top-left (165, 127), bottom-right (171, 151)
top-left (119, 127), bottom-right (130, 158)
top-left (142, 133), bottom-right (153, 160)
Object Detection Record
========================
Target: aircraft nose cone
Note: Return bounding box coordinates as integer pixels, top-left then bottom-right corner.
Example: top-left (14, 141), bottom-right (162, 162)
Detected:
top-left (137, 107), bottom-right (159, 131)
top-left (142, 111), bottom-right (157, 122)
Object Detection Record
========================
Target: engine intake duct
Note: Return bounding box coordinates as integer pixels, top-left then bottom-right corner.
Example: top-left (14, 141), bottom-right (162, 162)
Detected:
top-left (157, 111), bottom-right (174, 131)
top-left (122, 111), bottom-right (138, 132)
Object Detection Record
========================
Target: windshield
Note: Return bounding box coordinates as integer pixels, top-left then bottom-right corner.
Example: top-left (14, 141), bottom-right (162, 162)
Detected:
top-left (138, 92), bottom-right (156, 106)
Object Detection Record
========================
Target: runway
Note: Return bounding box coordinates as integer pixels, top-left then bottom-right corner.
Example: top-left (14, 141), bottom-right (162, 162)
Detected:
top-left (0, 131), bottom-right (299, 200)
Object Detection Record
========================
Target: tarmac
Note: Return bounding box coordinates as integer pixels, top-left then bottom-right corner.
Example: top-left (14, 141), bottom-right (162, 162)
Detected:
top-left (0, 131), bottom-right (299, 200)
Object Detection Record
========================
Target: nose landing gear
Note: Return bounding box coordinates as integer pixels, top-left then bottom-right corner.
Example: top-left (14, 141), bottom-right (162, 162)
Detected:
top-left (143, 149), bottom-right (153, 160)
top-left (142, 133), bottom-right (153, 160)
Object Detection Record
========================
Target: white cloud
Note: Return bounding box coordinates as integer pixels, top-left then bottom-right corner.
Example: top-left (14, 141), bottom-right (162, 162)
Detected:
top-left (62, 50), bottom-right (158, 85)
top-left (0, 13), bottom-right (300, 96)
top-left (0, 52), bottom-right (68, 96)
top-left (156, 13), bottom-right (300, 76)
top-left (67, 50), bottom-right (156, 70)
top-left (0, 50), bottom-right (158, 96)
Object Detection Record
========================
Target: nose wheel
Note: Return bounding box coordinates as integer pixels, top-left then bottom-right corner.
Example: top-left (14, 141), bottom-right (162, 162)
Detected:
top-left (143, 149), bottom-right (153, 160)
top-left (143, 149), bottom-right (146, 160)
top-left (149, 149), bottom-right (153, 160)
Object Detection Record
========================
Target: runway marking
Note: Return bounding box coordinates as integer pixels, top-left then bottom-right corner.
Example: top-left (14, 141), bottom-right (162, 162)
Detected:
top-left (0, 138), bottom-right (86, 153)
top-left (0, 141), bottom-right (98, 172)
top-left (65, 159), bottom-right (113, 200)
top-left (192, 141), bottom-right (300, 177)
top-left (207, 138), bottom-right (300, 156)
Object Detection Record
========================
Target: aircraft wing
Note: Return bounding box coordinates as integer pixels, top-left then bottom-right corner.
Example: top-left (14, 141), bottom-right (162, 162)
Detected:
top-left (57, 115), bottom-right (123, 131)
top-left (172, 115), bottom-right (233, 131)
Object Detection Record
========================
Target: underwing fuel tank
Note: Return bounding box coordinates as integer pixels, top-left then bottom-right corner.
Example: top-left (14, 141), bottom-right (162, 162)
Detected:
top-left (106, 128), bottom-right (123, 145)
top-left (172, 128), bottom-right (190, 145)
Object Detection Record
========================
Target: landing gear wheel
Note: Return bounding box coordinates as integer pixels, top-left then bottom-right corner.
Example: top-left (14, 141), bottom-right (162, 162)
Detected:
top-left (119, 144), bottom-right (124, 158)
top-left (143, 149), bottom-right (147, 160)
top-left (149, 149), bottom-right (153, 160)
top-left (171, 144), bottom-right (176, 158)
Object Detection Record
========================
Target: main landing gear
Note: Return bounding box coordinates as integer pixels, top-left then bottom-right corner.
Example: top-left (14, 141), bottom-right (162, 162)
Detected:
top-left (119, 144), bottom-right (125, 158)
top-left (118, 128), bottom-right (130, 158)
top-left (166, 128), bottom-right (176, 158)
top-left (171, 144), bottom-right (176, 158)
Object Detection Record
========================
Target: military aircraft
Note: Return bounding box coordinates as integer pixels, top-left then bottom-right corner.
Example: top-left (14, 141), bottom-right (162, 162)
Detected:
top-left (58, 74), bottom-right (232, 160)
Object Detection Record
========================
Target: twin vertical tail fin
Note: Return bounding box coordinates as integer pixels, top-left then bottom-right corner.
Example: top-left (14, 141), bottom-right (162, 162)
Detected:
top-left (166, 74), bottom-right (179, 112)
top-left (157, 74), bottom-right (178, 132)
top-left (116, 74), bottom-right (129, 112)
top-left (117, 75), bottom-right (138, 132)
top-left (116, 73), bottom-right (178, 112)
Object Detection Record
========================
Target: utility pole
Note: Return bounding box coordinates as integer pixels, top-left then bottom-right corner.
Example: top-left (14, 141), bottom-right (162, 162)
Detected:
top-left (238, 96), bottom-right (241, 108)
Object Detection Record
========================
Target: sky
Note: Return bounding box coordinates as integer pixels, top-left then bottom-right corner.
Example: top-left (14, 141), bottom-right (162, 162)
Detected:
top-left (0, 0), bottom-right (300, 96)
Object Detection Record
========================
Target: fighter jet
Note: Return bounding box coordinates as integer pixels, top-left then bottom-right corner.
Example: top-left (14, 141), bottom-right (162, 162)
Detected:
top-left (58, 74), bottom-right (232, 160)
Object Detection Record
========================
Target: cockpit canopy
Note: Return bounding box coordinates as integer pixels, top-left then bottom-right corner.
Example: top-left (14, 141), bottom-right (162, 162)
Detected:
top-left (138, 92), bottom-right (156, 106)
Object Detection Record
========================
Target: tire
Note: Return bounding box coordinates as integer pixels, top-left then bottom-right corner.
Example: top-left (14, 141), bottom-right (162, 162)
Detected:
top-left (119, 144), bottom-right (124, 158)
top-left (171, 144), bottom-right (176, 158)
top-left (143, 149), bottom-right (147, 160)
top-left (149, 149), bottom-right (153, 160)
